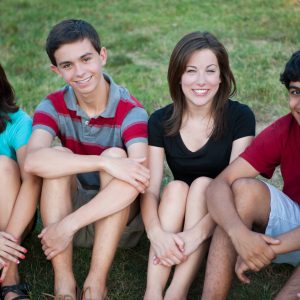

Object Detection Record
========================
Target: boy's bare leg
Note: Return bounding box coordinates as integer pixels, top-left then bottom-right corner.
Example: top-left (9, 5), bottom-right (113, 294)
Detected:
top-left (202, 178), bottom-right (270, 300)
top-left (275, 265), bottom-right (300, 300)
top-left (83, 148), bottom-right (139, 299)
top-left (40, 174), bottom-right (77, 298)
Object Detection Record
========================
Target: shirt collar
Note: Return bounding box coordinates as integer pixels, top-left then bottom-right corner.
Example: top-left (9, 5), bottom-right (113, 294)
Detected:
top-left (64, 73), bottom-right (121, 119)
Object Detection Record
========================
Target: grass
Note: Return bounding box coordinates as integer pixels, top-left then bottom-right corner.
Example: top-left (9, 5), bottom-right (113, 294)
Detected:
top-left (1, 0), bottom-right (300, 298)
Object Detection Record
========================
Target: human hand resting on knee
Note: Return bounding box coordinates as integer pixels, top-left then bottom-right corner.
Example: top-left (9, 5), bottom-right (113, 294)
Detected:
top-left (102, 156), bottom-right (150, 193)
top-left (149, 227), bottom-right (186, 267)
top-left (39, 219), bottom-right (75, 260)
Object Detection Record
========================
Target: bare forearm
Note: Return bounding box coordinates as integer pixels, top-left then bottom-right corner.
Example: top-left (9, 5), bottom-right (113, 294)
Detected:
top-left (63, 178), bottom-right (139, 234)
top-left (271, 227), bottom-right (300, 255)
top-left (141, 192), bottom-right (161, 238)
top-left (188, 213), bottom-right (216, 243)
top-left (25, 148), bottom-right (105, 178)
top-left (6, 176), bottom-right (41, 239)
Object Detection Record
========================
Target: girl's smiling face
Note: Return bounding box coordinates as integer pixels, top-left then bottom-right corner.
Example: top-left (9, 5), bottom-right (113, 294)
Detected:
top-left (181, 49), bottom-right (221, 110)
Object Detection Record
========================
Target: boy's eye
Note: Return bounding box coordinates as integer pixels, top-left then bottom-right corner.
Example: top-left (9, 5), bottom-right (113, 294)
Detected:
top-left (83, 56), bottom-right (92, 62)
top-left (62, 63), bottom-right (71, 69)
top-left (290, 89), bottom-right (300, 95)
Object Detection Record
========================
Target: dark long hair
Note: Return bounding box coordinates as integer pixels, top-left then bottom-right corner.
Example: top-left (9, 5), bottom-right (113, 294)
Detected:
top-left (0, 64), bottom-right (19, 133)
top-left (165, 31), bottom-right (236, 139)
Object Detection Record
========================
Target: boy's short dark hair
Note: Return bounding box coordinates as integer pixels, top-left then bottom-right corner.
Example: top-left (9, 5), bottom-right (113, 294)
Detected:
top-left (280, 50), bottom-right (300, 89)
top-left (46, 19), bottom-right (101, 66)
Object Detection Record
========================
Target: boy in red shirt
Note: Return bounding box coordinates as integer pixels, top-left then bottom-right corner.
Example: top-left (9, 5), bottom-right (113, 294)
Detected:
top-left (202, 50), bottom-right (300, 300)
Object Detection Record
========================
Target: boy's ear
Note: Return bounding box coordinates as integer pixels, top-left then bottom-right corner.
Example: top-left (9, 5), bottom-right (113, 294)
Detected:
top-left (50, 64), bottom-right (61, 75)
top-left (100, 47), bottom-right (107, 67)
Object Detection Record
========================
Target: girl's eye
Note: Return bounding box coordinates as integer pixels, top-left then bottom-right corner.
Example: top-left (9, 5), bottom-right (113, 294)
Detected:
top-left (207, 69), bottom-right (216, 73)
top-left (186, 69), bottom-right (196, 73)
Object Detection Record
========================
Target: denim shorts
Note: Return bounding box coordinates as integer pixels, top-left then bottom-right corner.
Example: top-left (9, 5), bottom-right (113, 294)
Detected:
top-left (264, 182), bottom-right (300, 266)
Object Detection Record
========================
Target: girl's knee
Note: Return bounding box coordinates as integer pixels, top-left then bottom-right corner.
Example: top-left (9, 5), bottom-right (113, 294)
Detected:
top-left (0, 155), bottom-right (19, 175)
top-left (190, 176), bottom-right (212, 190)
top-left (162, 180), bottom-right (189, 198)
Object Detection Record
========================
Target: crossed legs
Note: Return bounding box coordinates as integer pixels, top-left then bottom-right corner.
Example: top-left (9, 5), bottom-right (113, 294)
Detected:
top-left (40, 147), bottom-right (138, 299)
top-left (145, 177), bottom-right (212, 300)
top-left (202, 178), bottom-right (271, 300)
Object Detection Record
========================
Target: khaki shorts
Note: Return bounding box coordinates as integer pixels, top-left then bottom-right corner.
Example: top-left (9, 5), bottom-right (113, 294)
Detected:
top-left (72, 183), bottom-right (144, 249)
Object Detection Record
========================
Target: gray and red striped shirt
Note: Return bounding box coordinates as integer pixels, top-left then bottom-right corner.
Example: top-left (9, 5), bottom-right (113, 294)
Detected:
top-left (33, 73), bottom-right (148, 187)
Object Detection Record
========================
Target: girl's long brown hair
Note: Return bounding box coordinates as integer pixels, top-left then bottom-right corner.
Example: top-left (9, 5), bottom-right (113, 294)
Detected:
top-left (165, 31), bottom-right (236, 139)
top-left (0, 64), bottom-right (19, 133)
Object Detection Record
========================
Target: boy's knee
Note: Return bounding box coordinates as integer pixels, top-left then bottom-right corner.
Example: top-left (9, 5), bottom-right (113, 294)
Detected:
top-left (52, 146), bottom-right (73, 153)
top-left (100, 147), bottom-right (127, 158)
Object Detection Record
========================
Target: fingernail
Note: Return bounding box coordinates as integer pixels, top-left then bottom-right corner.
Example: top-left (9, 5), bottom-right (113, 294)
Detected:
top-left (21, 255), bottom-right (26, 259)
top-left (17, 260), bottom-right (20, 264)
top-left (23, 249), bottom-right (28, 253)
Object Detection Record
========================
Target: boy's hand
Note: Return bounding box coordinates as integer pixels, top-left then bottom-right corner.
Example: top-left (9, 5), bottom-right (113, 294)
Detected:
top-left (38, 219), bottom-right (74, 260)
top-left (103, 157), bottom-right (150, 193)
top-left (235, 255), bottom-right (251, 284)
top-left (231, 228), bottom-right (279, 272)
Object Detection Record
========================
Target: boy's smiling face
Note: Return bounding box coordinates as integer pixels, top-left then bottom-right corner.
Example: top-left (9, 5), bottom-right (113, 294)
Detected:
top-left (51, 38), bottom-right (107, 99)
top-left (288, 81), bottom-right (300, 125)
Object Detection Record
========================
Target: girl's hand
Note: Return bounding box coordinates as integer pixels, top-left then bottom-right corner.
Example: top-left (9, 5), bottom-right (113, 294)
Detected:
top-left (149, 228), bottom-right (186, 267)
top-left (0, 231), bottom-right (27, 265)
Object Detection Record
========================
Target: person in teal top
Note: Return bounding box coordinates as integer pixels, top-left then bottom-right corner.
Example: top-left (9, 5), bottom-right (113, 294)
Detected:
top-left (0, 64), bottom-right (41, 300)
top-left (0, 109), bottom-right (32, 161)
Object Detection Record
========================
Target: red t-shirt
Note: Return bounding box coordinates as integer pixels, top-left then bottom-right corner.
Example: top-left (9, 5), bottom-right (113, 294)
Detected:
top-left (241, 113), bottom-right (300, 204)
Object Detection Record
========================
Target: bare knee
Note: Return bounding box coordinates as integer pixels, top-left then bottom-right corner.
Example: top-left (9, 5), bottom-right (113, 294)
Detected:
top-left (100, 147), bottom-right (127, 158)
top-left (189, 176), bottom-right (212, 204)
top-left (161, 180), bottom-right (189, 205)
top-left (232, 178), bottom-right (270, 226)
top-left (0, 155), bottom-right (19, 176)
top-left (52, 145), bottom-right (73, 153)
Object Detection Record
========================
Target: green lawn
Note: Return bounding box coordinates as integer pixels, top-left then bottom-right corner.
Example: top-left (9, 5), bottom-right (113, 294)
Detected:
top-left (1, 0), bottom-right (300, 298)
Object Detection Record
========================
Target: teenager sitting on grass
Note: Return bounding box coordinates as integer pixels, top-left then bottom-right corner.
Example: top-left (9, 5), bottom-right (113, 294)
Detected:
top-left (25, 19), bottom-right (149, 300)
top-left (0, 64), bottom-right (41, 300)
top-left (141, 31), bottom-right (255, 300)
top-left (201, 50), bottom-right (300, 300)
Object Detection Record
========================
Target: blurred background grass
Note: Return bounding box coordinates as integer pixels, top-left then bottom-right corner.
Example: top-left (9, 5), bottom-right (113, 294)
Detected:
top-left (1, 0), bottom-right (300, 298)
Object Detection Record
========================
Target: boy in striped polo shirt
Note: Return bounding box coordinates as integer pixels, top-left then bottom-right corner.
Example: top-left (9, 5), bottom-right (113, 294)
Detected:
top-left (25, 19), bottom-right (149, 299)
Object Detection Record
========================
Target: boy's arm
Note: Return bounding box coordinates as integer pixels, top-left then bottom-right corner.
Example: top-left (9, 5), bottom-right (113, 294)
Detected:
top-left (207, 157), bottom-right (278, 270)
top-left (236, 227), bottom-right (300, 283)
top-left (25, 129), bottom-right (149, 191)
top-left (39, 141), bottom-right (150, 259)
